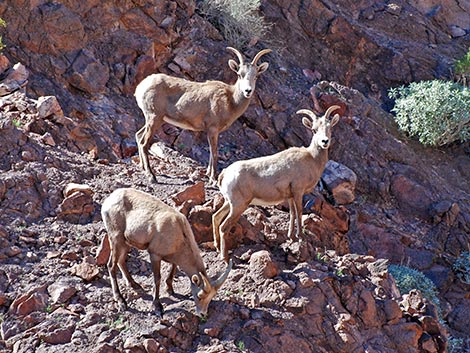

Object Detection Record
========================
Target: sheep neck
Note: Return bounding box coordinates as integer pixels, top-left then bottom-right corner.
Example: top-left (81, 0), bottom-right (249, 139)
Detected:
top-left (307, 143), bottom-right (329, 167)
top-left (231, 84), bottom-right (251, 116)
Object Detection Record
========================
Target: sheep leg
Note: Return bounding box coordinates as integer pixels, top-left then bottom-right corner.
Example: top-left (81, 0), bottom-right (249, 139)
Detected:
top-left (292, 192), bottom-right (303, 241)
top-left (107, 236), bottom-right (128, 311)
top-left (287, 198), bottom-right (296, 241)
top-left (165, 264), bottom-right (177, 295)
top-left (219, 203), bottom-right (246, 263)
top-left (149, 253), bottom-right (164, 315)
top-left (117, 244), bottom-right (143, 292)
top-left (135, 125), bottom-right (146, 169)
top-left (137, 116), bottom-right (163, 183)
top-left (212, 201), bottom-right (230, 252)
top-left (206, 128), bottom-right (219, 182)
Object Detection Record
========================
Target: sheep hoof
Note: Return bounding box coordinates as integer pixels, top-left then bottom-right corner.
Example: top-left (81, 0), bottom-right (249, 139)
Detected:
top-left (153, 302), bottom-right (164, 317)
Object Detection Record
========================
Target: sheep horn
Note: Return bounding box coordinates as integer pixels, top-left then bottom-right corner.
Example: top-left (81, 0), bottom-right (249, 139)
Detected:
top-left (200, 272), bottom-right (211, 292)
top-left (324, 105), bottom-right (341, 120)
top-left (296, 109), bottom-right (318, 120)
top-left (227, 47), bottom-right (244, 65)
top-left (213, 258), bottom-right (233, 290)
top-left (251, 49), bottom-right (272, 66)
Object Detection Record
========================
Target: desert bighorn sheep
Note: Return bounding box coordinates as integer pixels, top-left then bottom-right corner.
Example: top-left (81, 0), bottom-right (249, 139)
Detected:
top-left (135, 47), bottom-right (271, 182)
top-left (101, 187), bottom-right (232, 317)
top-left (212, 106), bottom-right (341, 261)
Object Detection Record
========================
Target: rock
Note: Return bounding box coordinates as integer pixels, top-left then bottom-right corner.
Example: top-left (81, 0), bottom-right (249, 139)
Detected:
top-left (249, 250), bottom-right (279, 280)
top-left (63, 183), bottom-right (94, 198)
top-left (36, 95), bottom-right (64, 119)
top-left (47, 281), bottom-right (77, 304)
top-left (0, 63), bottom-right (29, 95)
top-left (450, 25), bottom-right (466, 38)
top-left (96, 234), bottom-right (111, 266)
top-left (142, 338), bottom-right (160, 353)
top-left (321, 160), bottom-right (357, 205)
top-left (390, 174), bottom-right (432, 217)
top-left (0, 55), bottom-right (10, 75)
top-left (40, 324), bottom-right (75, 345)
top-left (71, 261), bottom-right (99, 282)
top-left (172, 181), bottom-right (205, 207)
top-left (66, 49), bottom-right (109, 94)
top-left (188, 205), bottom-right (213, 243)
top-left (9, 285), bottom-right (48, 316)
top-left (58, 184), bottom-right (95, 223)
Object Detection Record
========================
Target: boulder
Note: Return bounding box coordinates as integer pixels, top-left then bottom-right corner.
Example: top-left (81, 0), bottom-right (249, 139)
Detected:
top-left (322, 160), bottom-right (357, 205)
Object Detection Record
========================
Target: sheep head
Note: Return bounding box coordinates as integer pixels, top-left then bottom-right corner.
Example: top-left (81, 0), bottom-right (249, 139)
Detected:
top-left (297, 105), bottom-right (340, 149)
top-left (227, 47), bottom-right (271, 99)
top-left (190, 258), bottom-right (233, 317)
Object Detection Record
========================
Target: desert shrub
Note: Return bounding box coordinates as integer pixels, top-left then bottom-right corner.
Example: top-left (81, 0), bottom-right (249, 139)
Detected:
top-left (196, 0), bottom-right (270, 48)
top-left (388, 264), bottom-right (440, 309)
top-left (454, 47), bottom-right (470, 87)
top-left (448, 337), bottom-right (465, 353)
top-left (0, 18), bottom-right (6, 51)
top-left (453, 251), bottom-right (470, 284)
top-left (388, 80), bottom-right (470, 146)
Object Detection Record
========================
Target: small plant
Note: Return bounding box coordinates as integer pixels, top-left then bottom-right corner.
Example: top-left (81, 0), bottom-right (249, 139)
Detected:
top-left (12, 118), bottom-right (21, 128)
top-left (45, 304), bottom-right (53, 313)
top-left (196, 0), bottom-right (270, 48)
top-left (106, 315), bottom-right (127, 330)
top-left (448, 337), bottom-right (465, 353)
top-left (388, 80), bottom-right (470, 146)
top-left (388, 264), bottom-right (440, 312)
top-left (236, 340), bottom-right (246, 351)
top-left (453, 251), bottom-right (470, 285)
top-left (336, 269), bottom-right (345, 277)
top-left (0, 18), bottom-right (6, 52)
top-left (199, 316), bottom-right (208, 324)
top-left (454, 47), bottom-right (470, 87)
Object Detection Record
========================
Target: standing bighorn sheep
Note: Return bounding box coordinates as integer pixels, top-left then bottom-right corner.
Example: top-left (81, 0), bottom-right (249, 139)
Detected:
top-left (212, 106), bottom-right (341, 261)
top-left (135, 47), bottom-right (271, 182)
top-left (101, 188), bottom-right (232, 317)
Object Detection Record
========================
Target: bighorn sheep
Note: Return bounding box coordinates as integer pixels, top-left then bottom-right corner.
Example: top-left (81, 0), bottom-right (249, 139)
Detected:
top-left (101, 188), bottom-right (232, 317)
top-left (135, 47), bottom-right (271, 182)
top-left (212, 106), bottom-right (341, 261)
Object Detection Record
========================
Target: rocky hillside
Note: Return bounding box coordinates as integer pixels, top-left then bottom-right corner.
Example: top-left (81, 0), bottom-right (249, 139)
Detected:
top-left (0, 0), bottom-right (469, 352)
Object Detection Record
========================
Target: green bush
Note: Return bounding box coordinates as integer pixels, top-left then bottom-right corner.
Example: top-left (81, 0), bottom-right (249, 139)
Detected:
top-left (0, 18), bottom-right (5, 51)
top-left (453, 251), bottom-right (470, 284)
top-left (196, 0), bottom-right (270, 48)
top-left (454, 47), bottom-right (470, 87)
top-left (388, 264), bottom-right (440, 309)
top-left (388, 80), bottom-right (470, 146)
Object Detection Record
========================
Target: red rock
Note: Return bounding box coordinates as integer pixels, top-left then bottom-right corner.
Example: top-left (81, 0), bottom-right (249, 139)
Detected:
top-left (71, 261), bottom-right (99, 281)
top-left (249, 250), bottom-right (279, 280)
top-left (9, 285), bottom-right (48, 316)
top-left (40, 324), bottom-right (75, 344)
top-left (171, 181), bottom-right (205, 207)
top-left (96, 233), bottom-right (111, 266)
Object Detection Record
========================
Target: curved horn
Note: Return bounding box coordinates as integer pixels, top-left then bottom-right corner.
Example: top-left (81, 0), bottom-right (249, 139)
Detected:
top-left (226, 47), bottom-right (244, 65)
top-left (251, 49), bottom-right (272, 66)
top-left (199, 272), bottom-right (211, 292)
top-left (296, 109), bottom-right (318, 120)
top-left (213, 258), bottom-right (233, 290)
top-left (324, 105), bottom-right (341, 119)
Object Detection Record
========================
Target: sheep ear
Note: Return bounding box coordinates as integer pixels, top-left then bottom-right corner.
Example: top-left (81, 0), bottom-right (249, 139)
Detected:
top-left (330, 114), bottom-right (340, 127)
top-left (228, 60), bottom-right (239, 73)
top-left (257, 62), bottom-right (269, 75)
top-left (191, 274), bottom-right (200, 286)
top-left (302, 117), bottom-right (313, 129)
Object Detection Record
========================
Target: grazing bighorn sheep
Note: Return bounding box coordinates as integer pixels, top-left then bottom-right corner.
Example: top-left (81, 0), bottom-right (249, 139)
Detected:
top-left (135, 47), bottom-right (271, 182)
top-left (101, 187), bottom-right (232, 317)
top-left (212, 106), bottom-right (341, 261)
